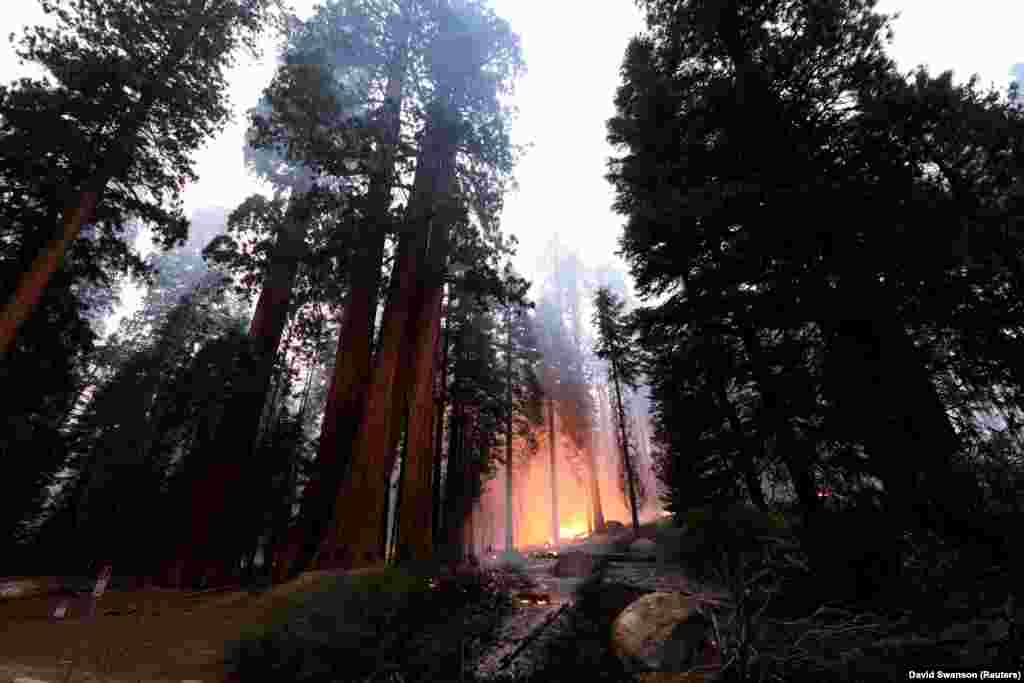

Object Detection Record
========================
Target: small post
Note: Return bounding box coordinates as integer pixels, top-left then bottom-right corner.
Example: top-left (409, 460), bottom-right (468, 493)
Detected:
top-left (86, 563), bottom-right (113, 620)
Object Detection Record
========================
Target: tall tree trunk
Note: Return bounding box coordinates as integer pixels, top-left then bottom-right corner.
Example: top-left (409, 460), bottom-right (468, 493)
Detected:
top-left (823, 269), bottom-right (975, 536)
top-left (504, 302), bottom-right (515, 553)
top-left (388, 422), bottom-right (408, 564)
top-left (504, 442), bottom-right (513, 551)
top-left (611, 361), bottom-right (640, 532)
top-left (446, 403), bottom-right (463, 551)
top-left (454, 446), bottom-right (475, 564)
top-left (0, 190), bottom-right (99, 359)
top-left (548, 399), bottom-right (559, 544)
top-left (171, 187), bottom-right (313, 588)
top-left (0, 0), bottom-right (209, 359)
top-left (0, 0), bottom-right (221, 362)
top-left (587, 439), bottom-right (605, 532)
top-left (442, 410), bottom-right (465, 561)
top-left (826, 310), bottom-right (984, 541)
top-left (316, 109), bottom-right (457, 570)
top-left (715, 380), bottom-right (770, 512)
top-left (431, 400), bottom-right (446, 548)
top-left (732, 326), bottom-right (798, 514)
top-left (431, 299), bottom-right (448, 547)
top-left (282, 55), bottom-right (407, 581)
top-left (395, 276), bottom-right (447, 564)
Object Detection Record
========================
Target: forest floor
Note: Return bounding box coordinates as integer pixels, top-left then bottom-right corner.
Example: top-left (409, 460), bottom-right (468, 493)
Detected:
top-left (0, 569), bottom-right (382, 683)
top-left (7, 524), bottom-right (1016, 682)
top-left (0, 534), bottom-right (675, 683)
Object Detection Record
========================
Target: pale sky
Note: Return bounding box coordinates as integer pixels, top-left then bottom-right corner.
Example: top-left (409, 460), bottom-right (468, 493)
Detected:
top-left (3, 0), bottom-right (1023, 331)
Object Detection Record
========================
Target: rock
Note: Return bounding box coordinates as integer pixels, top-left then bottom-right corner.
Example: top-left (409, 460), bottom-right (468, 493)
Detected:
top-left (630, 538), bottom-right (658, 556)
top-left (611, 592), bottom-right (718, 673)
top-left (551, 551), bottom-right (597, 578)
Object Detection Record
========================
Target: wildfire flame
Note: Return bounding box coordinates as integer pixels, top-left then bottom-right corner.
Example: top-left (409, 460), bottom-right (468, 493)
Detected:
top-left (466, 417), bottom-right (663, 551)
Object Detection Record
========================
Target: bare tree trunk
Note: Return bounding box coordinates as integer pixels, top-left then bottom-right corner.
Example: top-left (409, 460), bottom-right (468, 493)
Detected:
top-left (587, 441), bottom-right (605, 532)
top-left (611, 362), bottom-right (640, 532)
top-left (504, 301), bottom-right (515, 553)
top-left (548, 399), bottom-right (559, 544)
top-left (503, 456), bottom-right (513, 552)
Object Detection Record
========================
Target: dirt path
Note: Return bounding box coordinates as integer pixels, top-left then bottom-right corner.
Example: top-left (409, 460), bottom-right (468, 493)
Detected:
top-left (472, 556), bottom-right (589, 679)
top-left (0, 571), bottom-right (360, 683)
top-left (472, 542), bottom-right (729, 682)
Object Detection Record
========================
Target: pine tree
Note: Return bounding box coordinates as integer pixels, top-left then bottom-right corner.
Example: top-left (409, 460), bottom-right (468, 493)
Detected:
top-left (593, 287), bottom-right (642, 532)
top-left (609, 0), bottom-right (1024, 552)
top-left (0, 0), bottom-right (276, 357)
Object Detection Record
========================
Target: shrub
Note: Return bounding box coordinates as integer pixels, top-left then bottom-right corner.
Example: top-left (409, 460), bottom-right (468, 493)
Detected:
top-left (801, 506), bottom-right (903, 605)
top-left (227, 565), bottom-right (513, 683)
top-left (226, 568), bottom-right (434, 682)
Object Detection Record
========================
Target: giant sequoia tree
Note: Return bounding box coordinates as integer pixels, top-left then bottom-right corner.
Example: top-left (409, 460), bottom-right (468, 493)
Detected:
top-left (609, 0), bottom-right (1024, 556)
top-left (303, 0), bottom-right (522, 571)
top-left (0, 0), bottom-right (276, 358)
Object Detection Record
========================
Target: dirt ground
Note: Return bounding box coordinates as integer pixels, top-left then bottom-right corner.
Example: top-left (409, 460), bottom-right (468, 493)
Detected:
top-left (0, 570), bottom-right (361, 683)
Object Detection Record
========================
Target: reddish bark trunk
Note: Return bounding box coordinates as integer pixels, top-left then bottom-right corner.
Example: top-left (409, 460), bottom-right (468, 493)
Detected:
top-left (280, 56), bottom-right (407, 580)
top-left (171, 189), bottom-right (313, 587)
top-left (0, 191), bottom-right (99, 359)
top-left (442, 412), bottom-right (466, 562)
top-left (315, 232), bottom-right (424, 570)
top-left (431, 320), bottom-right (447, 547)
top-left (315, 112), bottom-right (458, 570)
top-left (0, 6), bottom-right (209, 359)
top-left (395, 281), bottom-right (445, 564)
top-left (587, 435), bottom-right (605, 532)
top-left (548, 399), bottom-right (559, 543)
top-left (277, 224), bottom-right (387, 579)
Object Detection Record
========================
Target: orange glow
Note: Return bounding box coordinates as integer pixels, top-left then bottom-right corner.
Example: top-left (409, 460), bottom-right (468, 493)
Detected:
top-left (467, 412), bottom-right (667, 553)
top-left (559, 524), bottom-right (587, 540)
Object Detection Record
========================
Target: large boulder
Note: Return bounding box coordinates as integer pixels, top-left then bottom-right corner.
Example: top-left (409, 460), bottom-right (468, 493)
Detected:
top-left (611, 592), bottom-right (720, 674)
top-left (551, 550), bottom-right (597, 578)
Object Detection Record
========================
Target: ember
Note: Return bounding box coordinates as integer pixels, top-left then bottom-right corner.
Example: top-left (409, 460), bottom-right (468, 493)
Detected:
top-left (515, 591), bottom-right (552, 605)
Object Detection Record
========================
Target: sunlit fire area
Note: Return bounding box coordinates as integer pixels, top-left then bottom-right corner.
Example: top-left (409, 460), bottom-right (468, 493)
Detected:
top-left (467, 416), bottom-right (665, 555)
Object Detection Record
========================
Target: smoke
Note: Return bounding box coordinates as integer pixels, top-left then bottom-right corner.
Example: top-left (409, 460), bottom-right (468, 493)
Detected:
top-left (467, 244), bottom-right (664, 550)
top-left (1012, 63), bottom-right (1024, 108)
